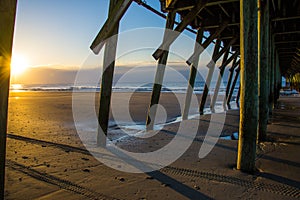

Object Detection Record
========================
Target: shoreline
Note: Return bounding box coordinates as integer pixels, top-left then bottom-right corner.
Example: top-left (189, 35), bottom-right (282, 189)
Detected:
top-left (5, 91), bottom-right (300, 199)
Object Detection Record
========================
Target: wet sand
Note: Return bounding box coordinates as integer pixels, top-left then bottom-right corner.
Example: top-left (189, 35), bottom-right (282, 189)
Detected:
top-left (5, 91), bottom-right (300, 199)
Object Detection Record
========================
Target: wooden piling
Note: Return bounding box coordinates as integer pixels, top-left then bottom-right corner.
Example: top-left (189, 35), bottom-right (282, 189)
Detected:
top-left (210, 48), bottom-right (229, 112)
top-left (236, 86), bottom-right (241, 104)
top-left (275, 51), bottom-right (281, 103)
top-left (199, 39), bottom-right (221, 114)
top-left (211, 50), bottom-right (239, 111)
top-left (146, 11), bottom-right (176, 130)
top-left (182, 30), bottom-right (203, 120)
top-left (258, 0), bottom-right (270, 141)
top-left (183, 23), bottom-right (229, 119)
top-left (0, 0), bottom-right (17, 197)
top-left (227, 67), bottom-right (240, 106)
top-left (97, 0), bottom-right (120, 146)
top-left (269, 35), bottom-right (275, 114)
top-left (237, 0), bottom-right (259, 173)
top-left (224, 57), bottom-right (239, 107)
top-left (199, 37), bottom-right (236, 114)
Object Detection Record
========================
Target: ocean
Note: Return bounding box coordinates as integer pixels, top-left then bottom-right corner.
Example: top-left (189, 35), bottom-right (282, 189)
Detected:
top-left (10, 81), bottom-right (240, 96)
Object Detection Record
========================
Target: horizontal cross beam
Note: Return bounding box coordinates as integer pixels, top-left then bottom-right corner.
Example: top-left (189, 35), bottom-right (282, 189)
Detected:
top-left (90, 0), bottom-right (133, 54)
top-left (152, 0), bottom-right (208, 60)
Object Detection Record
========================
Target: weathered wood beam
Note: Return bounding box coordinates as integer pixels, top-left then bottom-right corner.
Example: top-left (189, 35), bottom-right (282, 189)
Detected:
top-left (201, 22), bottom-right (239, 30)
top-left (278, 52), bottom-right (299, 55)
top-left (187, 20), bottom-right (229, 65)
top-left (236, 85), bottom-right (241, 104)
top-left (210, 48), bottom-right (230, 112)
top-left (0, 0), bottom-right (17, 197)
top-left (146, 11), bottom-right (176, 130)
top-left (97, 0), bottom-right (120, 146)
top-left (227, 66), bottom-right (240, 106)
top-left (275, 40), bottom-right (300, 44)
top-left (90, 0), bottom-right (133, 54)
top-left (206, 0), bottom-right (239, 6)
top-left (274, 30), bottom-right (300, 35)
top-left (218, 3), bottom-right (230, 17)
top-left (198, 37), bottom-right (237, 114)
top-left (272, 16), bottom-right (300, 21)
top-left (225, 57), bottom-right (239, 104)
top-left (152, 0), bottom-right (208, 60)
top-left (168, 0), bottom-right (239, 12)
top-left (237, 0), bottom-right (259, 173)
top-left (220, 50), bottom-right (240, 69)
top-left (269, 35), bottom-right (275, 113)
top-left (165, 0), bottom-right (179, 9)
top-left (211, 50), bottom-right (239, 111)
top-left (183, 22), bottom-right (230, 119)
top-left (274, 50), bottom-right (281, 104)
top-left (258, 0), bottom-right (270, 141)
top-left (204, 7), bottom-right (216, 17)
top-left (182, 30), bottom-right (204, 120)
top-left (199, 39), bottom-right (222, 114)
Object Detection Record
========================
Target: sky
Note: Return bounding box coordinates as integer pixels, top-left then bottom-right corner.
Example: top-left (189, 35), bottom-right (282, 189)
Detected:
top-left (12, 0), bottom-right (166, 68)
top-left (11, 0), bottom-right (224, 85)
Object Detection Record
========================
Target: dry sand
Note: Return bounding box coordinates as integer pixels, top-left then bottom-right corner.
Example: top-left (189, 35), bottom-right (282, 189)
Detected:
top-left (5, 91), bottom-right (300, 199)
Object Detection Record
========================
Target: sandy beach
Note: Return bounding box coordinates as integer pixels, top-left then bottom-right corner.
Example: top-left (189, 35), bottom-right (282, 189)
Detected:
top-left (5, 91), bottom-right (300, 199)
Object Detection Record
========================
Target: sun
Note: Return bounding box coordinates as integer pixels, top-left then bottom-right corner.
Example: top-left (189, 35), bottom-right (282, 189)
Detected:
top-left (11, 54), bottom-right (29, 76)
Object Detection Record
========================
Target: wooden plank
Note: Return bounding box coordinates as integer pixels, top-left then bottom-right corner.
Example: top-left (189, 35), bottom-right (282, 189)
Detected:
top-left (0, 0), bottom-right (17, 197)
top-left (97, 0), bottom-right (120, 146)
top-left (237, 0), bottom-right (259, 173)
top-left (258, 0), bottom-right (270, 141)
top-left (90, 0), bottom-right (133, 54)
top-left (146, 11), bottom-right (176, 130)
top-left (182, 30), bottom-right (204, 120)
top-left (152, 0), bottom-right (208, 60)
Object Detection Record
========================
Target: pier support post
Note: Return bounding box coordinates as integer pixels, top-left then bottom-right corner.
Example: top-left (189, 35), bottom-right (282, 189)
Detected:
top-left (224, 57), bottom-right (239, 107)
top-left (199, 39), bottom-right (221, 114)
top-left (0, 0), bottom-right (17, 197)
top-left (227, 67), bottom-right (240, 107)
top-left (237, 0), bottom-right (259, 173)
top-left (146, 11), bottom-right (176, 130)
top-left (210, 48), bottom-right (230, 112)
top-left (182, 22), bottom-right (229, 119)
top-left (236, 86), bottom-right (241, 105)
top-left (97, 0), bottom-right (120, 146)
top-left (274, 52), bottom-right (281, 103)
top-left (211, 50), bottom-right (239, 111)
top-left (199, 37), bottom-right (236, 114)
top-left (182, 30), bottom-right (203, 120)
top-left (258, 0), bottom-right (270, 141)
top-left (269, 35), bottom-right (275, 114)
